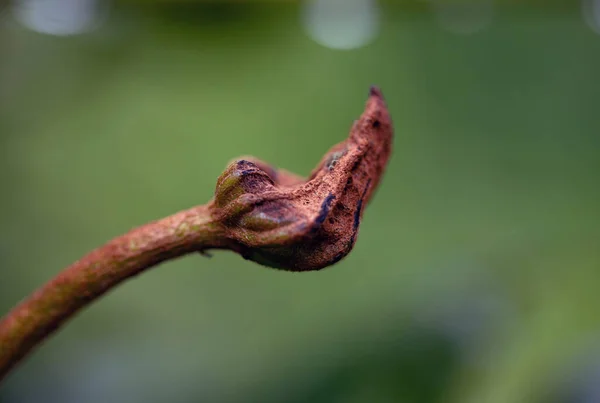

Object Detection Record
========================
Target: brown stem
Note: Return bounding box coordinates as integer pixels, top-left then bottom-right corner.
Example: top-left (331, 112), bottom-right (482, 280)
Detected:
top-left (0, 86), bottom-right (393, 384)
top-left (0, 203), bottom-right (225, 382)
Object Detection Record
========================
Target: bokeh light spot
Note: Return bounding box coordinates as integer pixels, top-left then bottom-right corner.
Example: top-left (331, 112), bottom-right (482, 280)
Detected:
top-left (302, 0), bottom-right (380, 50)
top-left (582, 0), bottom-right (600, 34)
top-left (13, 0), bottom-right (106, 36)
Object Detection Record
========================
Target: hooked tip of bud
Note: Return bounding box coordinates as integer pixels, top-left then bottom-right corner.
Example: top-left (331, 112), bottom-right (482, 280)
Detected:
top-left (369, 85), bottom-right (383, 98)
top-left (353, 85), bottom-right (392, 146)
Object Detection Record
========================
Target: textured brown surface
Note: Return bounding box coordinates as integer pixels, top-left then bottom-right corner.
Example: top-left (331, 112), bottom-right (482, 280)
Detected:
top-left (214, 86), bottom-right (393, 270)
top-left (0, 205), bottom-right (225, 382)
top-left (0, 87), bottom-right (393, 382)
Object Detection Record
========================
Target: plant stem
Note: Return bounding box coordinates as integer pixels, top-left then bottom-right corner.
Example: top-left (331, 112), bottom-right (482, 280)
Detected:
top-left (0, 86), bottom-right (394, 384)
top-left (0, 203), bottom-right (224, 382)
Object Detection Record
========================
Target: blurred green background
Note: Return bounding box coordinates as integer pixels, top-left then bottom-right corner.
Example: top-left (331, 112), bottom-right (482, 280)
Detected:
top-left (1, 1), bottom-right (600, 402)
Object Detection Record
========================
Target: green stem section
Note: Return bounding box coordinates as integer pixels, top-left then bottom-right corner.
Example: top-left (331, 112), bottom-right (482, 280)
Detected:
top-left (0, 204), bottom-right (224, 383)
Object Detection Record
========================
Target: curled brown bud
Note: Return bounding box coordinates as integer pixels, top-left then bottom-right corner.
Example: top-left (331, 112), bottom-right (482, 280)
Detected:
top-left (212, 86), bottom-right (393, 271)
top-left (0, 86), bottom-right (393, 382)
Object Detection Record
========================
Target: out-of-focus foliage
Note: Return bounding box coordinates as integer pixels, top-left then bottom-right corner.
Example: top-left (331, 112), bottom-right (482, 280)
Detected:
top-left (1, 3), bottom-right (599, 403)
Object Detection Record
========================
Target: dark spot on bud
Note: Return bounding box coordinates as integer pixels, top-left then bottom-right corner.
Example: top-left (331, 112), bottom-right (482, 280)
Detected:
top-left (353, 179), bottom-right (371, 231)
top-left (310, 193), bottom-right (335, 234)
top-left (329, 252), bottom-right (346, 265)
top-left (350, 157), bottom-right (362, 173)
top-left (345, 177), bottom-right (353, 188)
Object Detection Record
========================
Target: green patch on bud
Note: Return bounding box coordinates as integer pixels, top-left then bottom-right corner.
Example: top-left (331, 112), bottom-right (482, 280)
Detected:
top-left (215, 168), bottom-right (245, 209)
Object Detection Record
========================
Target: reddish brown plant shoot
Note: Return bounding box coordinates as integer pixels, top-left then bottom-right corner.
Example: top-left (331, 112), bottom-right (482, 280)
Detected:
top-left (0, 86), bottom-right (393, 383)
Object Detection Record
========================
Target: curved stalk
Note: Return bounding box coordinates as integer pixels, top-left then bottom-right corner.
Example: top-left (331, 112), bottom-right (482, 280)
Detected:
top-left (0, 86), bottom-right (393, 384)
top-left (0, 204), bottom-right (224, 381)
